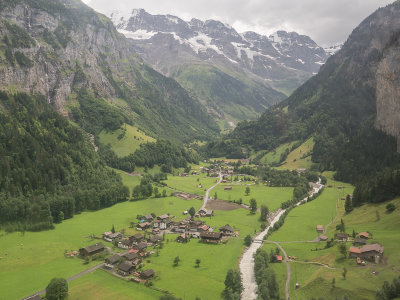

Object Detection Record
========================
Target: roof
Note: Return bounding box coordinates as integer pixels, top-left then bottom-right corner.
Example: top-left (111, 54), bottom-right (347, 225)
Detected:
top-left (141, 269), bottom-right (155, 277)
top-left (106, 254), bottom-right (121, 264)
top-left (149, 234), bottom-right (161, 242)
top-left (220, 224), bottom-right (234, 232)
top-left (361, 243), bottom-right (384, 254)
top-left (158, 214), bottom-right (169, 220)
top-left (336, 233), bottom-right (349, 238)
top-left (358, 232), bottom-right (370, 238)
top-left (275, 255), bottom-right (283, 261)
top-left (131, 233), bottom-right (144, 240)
top-left (124, 252), bottom-right (138, 260)
top-left (199, 225), bottom-right (209, 231)
top-left (316, 225), bottom-right (323, 229)
top-left (349, 247), bottom-right (362, 254)
top-left (200, 231), bottom-right (222, 239)
top-left (118, 261), bottom-right (134, 272)
top-left (83, 243), bottom-right (104, 254)
top-left (135, 241), bottom-right (148, 250)
top-left (138, 222), bottom-right (149, 228)
top-left (354, 238), bottom-right (367, 244)
top-left (319, 235), bottom-right (328, 241)
top-left (144, 214), bottom-right (153, 219)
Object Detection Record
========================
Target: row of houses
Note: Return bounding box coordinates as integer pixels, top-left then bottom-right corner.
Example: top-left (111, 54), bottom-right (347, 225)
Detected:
top-left (176, 224), bottom-right (235, 244)
top-left (104, 252), bottom-right (154, 279)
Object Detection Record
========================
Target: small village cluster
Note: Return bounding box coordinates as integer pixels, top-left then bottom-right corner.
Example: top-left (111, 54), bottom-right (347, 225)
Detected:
top-left (77, 212), bottom-right (238, 282)
top-left (316, 226), bottom-right (384, 264)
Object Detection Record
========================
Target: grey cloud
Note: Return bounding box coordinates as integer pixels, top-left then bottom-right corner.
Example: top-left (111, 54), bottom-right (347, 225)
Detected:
top-left (86, 0), bottom-right (394, 46)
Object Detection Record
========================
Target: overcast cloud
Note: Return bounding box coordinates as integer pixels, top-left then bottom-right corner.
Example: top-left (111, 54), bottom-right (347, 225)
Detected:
top-left (83, 0), bottom-right (394, 46)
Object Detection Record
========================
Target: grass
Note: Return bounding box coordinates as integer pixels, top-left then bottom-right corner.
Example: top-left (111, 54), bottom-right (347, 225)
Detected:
top-left (144, 208), bottom-right (261, 300)
top-left (0, 196), bottom-right (201, 300)
top-left (259, 141), bottom-right (298, 166)
top-left (99, 124), bottom-right (156, 157)
top-left (164, 174), bottom-right (219, 196)
top-left (213, 181), bottom-right (293, 211)
top-left (276, 137), bottom-right (314, 170)
top-left (68, 269), bottom-right (163, 300)
top-left (262, 174), bottom-right (400, 299)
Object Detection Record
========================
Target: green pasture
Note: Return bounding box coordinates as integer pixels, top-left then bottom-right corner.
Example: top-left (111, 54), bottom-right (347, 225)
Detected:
top-left (69, 269), bottom-right (162, 300)
top-left (0, 196), bottom-right (200, 300)
top-left (164, 174), bottom-right (219, 195)
top-left (276, 137), bottom-right (314, 170)
top-left (213, 182), bottom-right (293, 212)
top-left (99, 124), bottom-right (156, 157)
top-left (259, 141), bottom-right (297, 166)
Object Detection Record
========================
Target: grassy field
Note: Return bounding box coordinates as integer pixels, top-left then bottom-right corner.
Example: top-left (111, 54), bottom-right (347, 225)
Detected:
top-left (213, 182), bottom-right (293, 212)
top-left (99, 124), bottom-right (156, 157)
top-left (259, 141), bottom-right (297, 166)
top-left (262, 174), bottom-right (400, 300)
top-left (68, 269), bottom-right (163, 299)
top-left (0, 196), bottom-right (201, 300)
top-left (164, 174), bottom-right (219, 196)
top-left (276, 138), bottom-right (314, 170)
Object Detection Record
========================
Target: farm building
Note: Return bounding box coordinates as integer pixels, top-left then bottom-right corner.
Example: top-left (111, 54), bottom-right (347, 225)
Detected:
top-left (158, 214), bottom-right (170, 221)
top-left (200, 231), bottom-right (222, 244)
top-left (118, 239), bottom-right (131, 249)
top-left (176, 233), bottom-right (188, 243)
top-left (274, 255), bottom-right (283, 262)
top-left (358, 232), bottom-right (370, 239)
top-left (224, 186), bottom-right (232, 191)
top-left (137, 222), bottom-right (151, 230)
top-left (105, 254), bottom-right (121, 266)
top-left (316, 225), bottom-right (324, 233)
top-left (148, 234), bottom-right (162, 244)
top-left (143, 214), bottom-right (154, 222)
top-left (79, 243), bottom-right (105, 257)
top-left (130, 233), bottom-right (144, 244)
top-left (319, 235), bottom-right (328, 241)
top-left (103, 232), bottom-right (122, 241)
top-left (198, 224), bottom-right (210, 232)
top-left (336, 233), bottom-right (349, 241)
top-left (118, 261), bottom-right (135, 276)
top-left (133, 241), bottom-right (148, 252)
top-left (219, 224), bottom-right (234, 236)
top-left (353, 238), bottom-right (367, 246)
top-left (349, 244), bottom-right (384, 262)
top-left (123, 252), bottom-right (139, 261)
top-left (141, 269), bottom-right (155, 279)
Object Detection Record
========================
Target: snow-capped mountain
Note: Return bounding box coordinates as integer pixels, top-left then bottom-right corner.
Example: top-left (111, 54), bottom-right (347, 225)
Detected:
top-left (109, 9), bottom-right (333, 126)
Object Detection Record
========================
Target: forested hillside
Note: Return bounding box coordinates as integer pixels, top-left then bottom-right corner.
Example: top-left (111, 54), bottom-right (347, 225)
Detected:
top-left (0, 0), bottom-right (219, 143)
top-left (0, 92), bottom-right (129, 231)
top-left (206, 2), bottom-right (400, 204)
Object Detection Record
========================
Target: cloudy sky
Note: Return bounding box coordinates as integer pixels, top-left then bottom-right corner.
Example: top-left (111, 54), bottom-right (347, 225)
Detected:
top-left (83, 0), bottom-right (394, 46)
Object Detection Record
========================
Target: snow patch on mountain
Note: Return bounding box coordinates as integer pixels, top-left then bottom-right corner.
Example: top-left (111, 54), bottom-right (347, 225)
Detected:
top-left (119, 29), bottom-right (158, 40)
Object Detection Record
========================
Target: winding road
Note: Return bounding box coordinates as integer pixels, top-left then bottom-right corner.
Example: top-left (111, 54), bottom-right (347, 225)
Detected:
top-left (198, 169), bottom-right (223, 212)
top-left (239, 179), bottom-right (324, 300)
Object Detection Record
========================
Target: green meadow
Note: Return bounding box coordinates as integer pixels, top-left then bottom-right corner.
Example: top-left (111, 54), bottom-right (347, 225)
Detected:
top-left (99, 124), bottom-right (156, 157)
top-left (259, 141), bottom-right (297, 166)
top-left (262, 174), bottom-right (400, 300)
top-left (0, 196), bottom-right (200, 300)
top-left (213, 182), bottom-right (293, 212)
top-left (164, 174), bottom-right (219, 195)
top-left (276, 137), bottom-right (315, 170)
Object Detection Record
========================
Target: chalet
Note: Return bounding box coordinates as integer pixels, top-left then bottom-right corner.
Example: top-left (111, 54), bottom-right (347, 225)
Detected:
top-left (206, 210), bottom-right (214, 217)
top-left (198, 224), bottom-right (210, 232)
top-left (275, 255), bottom-right (283, 262)
top-left (219, 224), bottom-right (234, 236)
top-left (118, 239), bottom-right (131, 249)
top-left (200, 231), bottom-right (222, 244)
top-left (336, 233), bottom-right (349, 241)
top-left (105, 254), bottom-right (121, 266)
top-left (143, 214), bottom-right (154, 222)
top-left (224, 186), bottom-right (232, 191)
top-left (319, 235), bottom-right (328, 241)
top-left (123, 252), bottom-right (139, 261)
top-left (316, 225), bottom-right (324, 233)
top-left (137, 222), bottom-right (150, 230)
top-left (176, 233), bottom-right (188, 243)
top-left (129, 233), bottom-right (144, 244)
top-left (133, 241), bottom-right (147, 253)
top-left (148, 234), bottom-right (161, 244)
top-left (349, 244), bottom-right (384, 262)
top-left (103, 232), bottom-right (122, 242)
top-left (353, 238), bottom-right (367, 246)
top-left (158, 214), bottom-right (170, 221)
top-left (140, 269), bottom-right (155, 279)
top-left (118, 261), bottom-right (135, 276)
top-left (358, 232), bottom-right (370, 239)
top-left (79, 243), bottom-right (105, 257)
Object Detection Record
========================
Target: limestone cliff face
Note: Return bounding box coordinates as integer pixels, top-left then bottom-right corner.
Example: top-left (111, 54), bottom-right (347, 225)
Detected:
top-left (0, 1), bottom-right (141, 113)
top-left (376, 42), bottom-right (400, 151)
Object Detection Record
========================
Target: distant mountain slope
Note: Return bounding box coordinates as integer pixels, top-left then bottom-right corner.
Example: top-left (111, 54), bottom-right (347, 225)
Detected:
top-left (0, 0), bottom-right (218, 142)
top-left (210, 2), bottom-right (400, 186)
top-left (109, 9), bottom-right (332, 125)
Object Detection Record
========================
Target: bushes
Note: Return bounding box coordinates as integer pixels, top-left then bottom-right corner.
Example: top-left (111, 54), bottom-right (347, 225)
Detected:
top-left (254, 249), bottom-right (279, 299)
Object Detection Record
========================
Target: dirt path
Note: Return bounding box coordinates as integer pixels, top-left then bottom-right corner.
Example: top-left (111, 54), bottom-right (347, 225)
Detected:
top-left (199, 170), bottom-right (223, 212)
top-left (25, 262), bottom-right (105, 298)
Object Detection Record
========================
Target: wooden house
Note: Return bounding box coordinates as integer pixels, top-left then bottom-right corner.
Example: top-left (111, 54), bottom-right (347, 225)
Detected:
top-left (353, 238), bottom-right (367, 246)
top-left (200, 231), bottom-right (222, 244)
top-left (176, 233), bottom-right (188, 243)
top-left (79, 243), bottom-right (105, 257)
top-left (133, 241), bottom-right (147, 253)
top-left (143, 214), bottom-right (154, 222)
top-left (224, 186), bottom-right (232, 191)
top-left (129, 233), bottom-right (144, 244)
top-left (103, 232), bottom-right (122, 242)
top-left (358, 232), bottom-right (370, 239)
top-left (123, 252), bottom-right (139, 261)
top-left (105, 254), bottom-right (121, 267)
top-left (349, 244), bottom-right (384, 262)
top-left (219, 224), bottom-right (234, 236)
top-left (316, 225), bottom-right (324, 233)
top-left (140, 269), bottom-right (155, 279)
top-left (336, 233), bottom-right (349, 241)
top-left (118, 261), bottom-right (135, 276)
